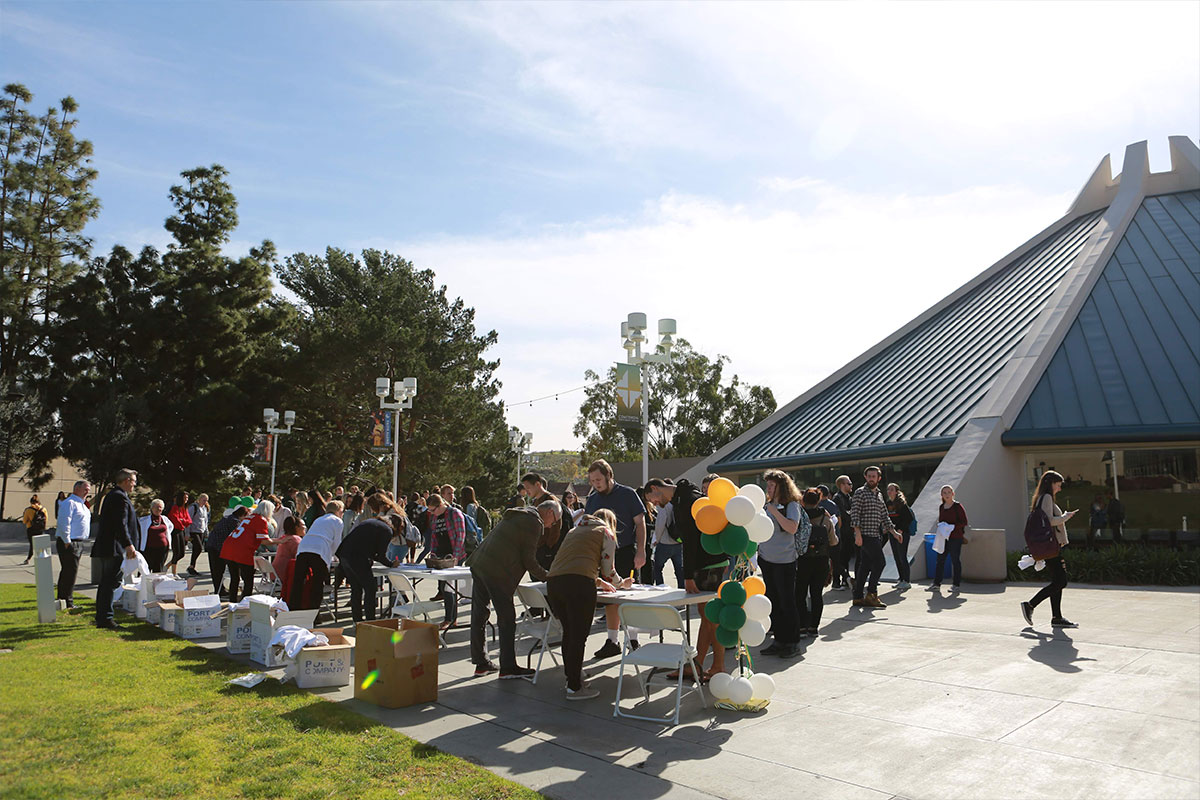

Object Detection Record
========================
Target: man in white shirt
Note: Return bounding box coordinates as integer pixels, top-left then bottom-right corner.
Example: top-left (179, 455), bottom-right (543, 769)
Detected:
top-left (290, 501), bottom-right (345, 610)
top-left (56, 480), bottom-right (91, 609)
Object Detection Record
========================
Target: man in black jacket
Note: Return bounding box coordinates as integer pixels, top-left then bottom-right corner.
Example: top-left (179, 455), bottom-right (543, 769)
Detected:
top-left (832, 475), bottom-right (855, 590)
top-left (94, 469), bottom-right (140, 629)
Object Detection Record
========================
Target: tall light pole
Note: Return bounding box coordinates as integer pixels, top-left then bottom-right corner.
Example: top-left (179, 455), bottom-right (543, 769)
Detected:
top-left (262, 408), bottom-right (296, 497)
top-left (621, 313), bottom-right (676, 486)
top-left (376, 377), bottom-right (418, 499)
top-left (509, 426), bottom-right (532, 488)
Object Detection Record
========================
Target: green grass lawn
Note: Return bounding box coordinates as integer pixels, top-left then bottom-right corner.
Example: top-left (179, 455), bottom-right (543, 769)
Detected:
top-left (0, 585), bottom-right (541, 800)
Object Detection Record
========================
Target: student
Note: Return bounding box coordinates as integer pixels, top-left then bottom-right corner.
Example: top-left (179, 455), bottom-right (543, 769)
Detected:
top-left (885, 483), bottom-right (915, 589)
top-left (335, 496), bottom-right (401, 622)
top-left (185, 493), bottom-right (210, 577)
top-left (931, 485), bottom-right (968, 591)
top-left (220, 499), bottom-right (274, 602)
top-left (546, 514), bottom-right (631, 700)
top-left (272, 516), bottom-right (305, 580)
top-left (1021, 470), bottom-right (1078, 628)
top-left (465, 506), bottom-right (548, 679)
top-left (757, 470), bottom-right (803, 657)
top-left (21, 495), bottom-right (47, 565)
top-left (851, 467), bottom-right (898, 608)
top-left (831, 476), bottom-right (855, 590)
top-left (138, 499), bottom-right (174, 573)
top-left (290, 501), bottom-right (345, 611)
top-left (798, 488), bottom-right (835, 638)
top-left (651, 499), bottom-right (683, 588)
top-left (425, 494), bottom-right (468, 631)
top-left (165, 492), bottom-right (192, 576)
top-left (206, 506), bottom-right (247, 597)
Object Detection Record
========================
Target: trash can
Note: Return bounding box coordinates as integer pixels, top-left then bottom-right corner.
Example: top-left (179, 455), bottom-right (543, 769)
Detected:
top-left (923, 534), bottom-right (953, 581)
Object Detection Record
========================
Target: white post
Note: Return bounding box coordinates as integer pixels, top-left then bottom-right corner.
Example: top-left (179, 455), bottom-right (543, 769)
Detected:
top-left (34, 533), bottom-right (55, 623)
top-left (269, 435), bottom-right (279, 497)
top-left (641, 368), bottom-right (650, 486)
top-left (392, 407), bottom-right (401, 499)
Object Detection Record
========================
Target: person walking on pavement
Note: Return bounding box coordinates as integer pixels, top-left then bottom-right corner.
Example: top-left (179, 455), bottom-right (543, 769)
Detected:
top-left (55, 480), bottom-right (91, 609)
top-left (851, 466), bottom-right (899, 609)
top-left (94, 469), bottom-right (140, 629)
top-left (1021, 470), bottom-right (1079, 629)
top-left (185, 493), bottom-right (210, 576)
top-left (21, 495), bottom-right (47, 565)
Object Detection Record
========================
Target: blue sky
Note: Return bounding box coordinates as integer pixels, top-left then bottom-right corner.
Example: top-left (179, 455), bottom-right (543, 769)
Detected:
top-left (3, 1), bottom-right (1198, 450)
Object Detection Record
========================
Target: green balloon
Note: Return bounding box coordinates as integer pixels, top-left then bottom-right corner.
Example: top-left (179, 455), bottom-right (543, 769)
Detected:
top-left (240, 497), bottom-right (255, 508)
top-left (719, 525), bottom-right (749, 556)
top-left (719, 581), bottom-right (747, 606)
top-left (715, 625), bottom-right (740, 649)
top-left (701, 533), bottom-right (725, 555)
top-left (703, 598), bottom-right (725, 624)
top-left (743, 541), bottom-right (758, 558)
top-left (227, 497), bottom-right (239, 509)
top-left (719, 605), bottom-right (747, 631)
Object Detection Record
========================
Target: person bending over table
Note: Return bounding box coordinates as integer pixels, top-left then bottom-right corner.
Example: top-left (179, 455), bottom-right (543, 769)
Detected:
top-left (336, 494), bottom-right (403, 622)
top-left (290, 501), bottom-right (345, 611)
top-left (465, 506), bottom-right (548, 679)
top-left (546, 514), bottom-right (632, 700)
top-left (643, 478), bottom-right (728, 683)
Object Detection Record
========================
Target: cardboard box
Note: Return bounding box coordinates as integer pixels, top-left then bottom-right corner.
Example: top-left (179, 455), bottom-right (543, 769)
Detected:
top-left (285, 629), bottom-right (355, 688)
top-left (248, 600), bottom-right (318, 667)
top-left (120, 584), bottom-right (140, 613)
top-left (354, 618), bottom-right (439, 709)
top-left (210, 605), bottom-right (254, 654)
top-left (144, 600), bottom-right (167, 626)
top-left (176, 594), bottom-right (222, 639)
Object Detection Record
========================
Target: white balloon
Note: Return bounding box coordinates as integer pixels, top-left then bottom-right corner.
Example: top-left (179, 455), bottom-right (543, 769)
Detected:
top-left (747, 512), bottom-right (774, 543)
top-left (738, 484), bottom-right (766, 508)
top-left (739, 619), bottom-right (767, 647)
top-left (749, 672), bottom-right (776, 701)
top-left (728, 676), bottom-right (754, 705)
top-left (708, 671), bottom-right (734, 701)
top-left (724, 495), bottom-right (757, 527)
top-left (743, 593), bottom-right (772, 622)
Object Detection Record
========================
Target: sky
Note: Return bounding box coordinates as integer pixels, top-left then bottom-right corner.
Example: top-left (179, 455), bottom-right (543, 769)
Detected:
top-left (3, 1), bottom-right (1197, 451)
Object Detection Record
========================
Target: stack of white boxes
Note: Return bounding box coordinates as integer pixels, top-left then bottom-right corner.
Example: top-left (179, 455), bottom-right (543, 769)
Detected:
top-left (175, 594), bottom-right (223, 639)
top-left (249, 599), bottom-right (318, 667)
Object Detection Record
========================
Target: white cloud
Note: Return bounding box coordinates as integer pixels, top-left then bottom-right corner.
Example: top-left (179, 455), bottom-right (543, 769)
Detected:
top-left (367, 177), bottom-right (1074, 450)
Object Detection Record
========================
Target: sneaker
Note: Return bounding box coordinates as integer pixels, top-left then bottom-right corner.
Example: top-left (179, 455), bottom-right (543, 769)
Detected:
top-left (852, 597), bottom-right (865, 606)
top-left (499, 666), bottom-right (536, 680)
top-left (1051, 618), bottom-right (1078, 629)
top-left (593, 640), bottom-right (622, 660)
top-left (896, 581), bottom-right (911, 590)
top-left (928, 584), bottom-right (941, 591)
top-left (628, 640), bottom-right (640, 653)
top-left (95, 620), bottom-right (121, 630)
top-left (1020, 601), bottom-right (1033, 626)
top-left (186, 567), bottom-right (199, 577)
top-left (864, 593), bottom-right (887, 608)
top-left (474, 661), bottom-right (499, 677)
top-left (566, 686), bottom-right (600, 700)
top-left (950, 585), bottom-right (961, 593)
top-left (778, 643), bottom-right (802, 658)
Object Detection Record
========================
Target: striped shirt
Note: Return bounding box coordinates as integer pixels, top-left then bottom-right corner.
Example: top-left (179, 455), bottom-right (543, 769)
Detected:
top-left (850, 484), bottom-right (895, 539)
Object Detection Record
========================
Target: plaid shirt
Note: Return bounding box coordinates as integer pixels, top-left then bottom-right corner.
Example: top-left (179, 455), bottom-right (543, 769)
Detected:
top-left (850, 484), bottom-right (895, 539)
top-left (430, 506), bottom-right (467, 562)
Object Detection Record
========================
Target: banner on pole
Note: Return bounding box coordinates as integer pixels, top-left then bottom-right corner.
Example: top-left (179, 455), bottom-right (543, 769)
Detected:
top-left (252, 434), bottom-right (273, 464)
top-left (615, 362), bottom-right (642, 430)
top-left (370, 410), bottom-right (393, 452)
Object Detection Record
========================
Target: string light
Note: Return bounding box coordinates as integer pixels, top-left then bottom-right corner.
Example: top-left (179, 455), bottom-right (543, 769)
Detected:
top-left (504, 384), bottom-right (589, 410)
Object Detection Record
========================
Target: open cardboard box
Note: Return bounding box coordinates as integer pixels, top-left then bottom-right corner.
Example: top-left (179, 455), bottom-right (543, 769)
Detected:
top-left (210, 604), bottom-right (254, 654)
top-left (354, 618), bottom-right (439, 709)
top-left (248, 599), bottom-right (318, 667)
top-left (176, 594), bottom-right (222, 639)
top-left (284, 628), bottom-right (355, 688)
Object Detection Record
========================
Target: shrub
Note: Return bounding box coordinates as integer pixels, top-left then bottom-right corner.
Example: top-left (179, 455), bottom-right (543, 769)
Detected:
top-left (1007, 544), bottom-right (1200, 585)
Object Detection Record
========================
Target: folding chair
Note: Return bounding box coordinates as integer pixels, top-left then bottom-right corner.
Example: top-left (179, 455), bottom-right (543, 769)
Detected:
top-left (613, 603), bottom-right (707, 726)
top-left (252, 556), bottom-right (281, 596)
top-left (514, 584), bottom-right (561, 684)
top-left (387, 572), bottom-right (448, 648)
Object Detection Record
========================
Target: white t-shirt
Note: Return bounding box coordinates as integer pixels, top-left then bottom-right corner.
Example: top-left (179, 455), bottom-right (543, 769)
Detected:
top-left (296, 513), bottom-right (345, 567)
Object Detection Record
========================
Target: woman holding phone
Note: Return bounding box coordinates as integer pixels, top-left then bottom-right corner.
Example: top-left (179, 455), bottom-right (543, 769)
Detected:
top-left (1021, 470), bottom-right (1078, 628)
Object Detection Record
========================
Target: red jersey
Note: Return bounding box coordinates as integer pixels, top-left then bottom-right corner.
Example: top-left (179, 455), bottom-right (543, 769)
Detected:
top-left (220, 514), bottom-right (270, 566)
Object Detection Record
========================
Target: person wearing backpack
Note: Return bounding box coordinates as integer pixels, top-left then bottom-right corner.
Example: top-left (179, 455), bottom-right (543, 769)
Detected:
top-left (461, 485), bottom-right (492, 537)
top-left (1021, 470), bottom-right (1078, 629)
top-left (798, 488), bottom-right (835, 638)
top-left (21, 495), bottom-right (48, 565)
top-left (757, 470), bottom-right (804, 658)
top-left (886, 483), bottom-right (916, 590)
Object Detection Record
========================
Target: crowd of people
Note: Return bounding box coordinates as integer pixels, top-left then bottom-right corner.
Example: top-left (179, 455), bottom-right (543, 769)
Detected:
top-left (33, 458), bottom-right (1079, 694)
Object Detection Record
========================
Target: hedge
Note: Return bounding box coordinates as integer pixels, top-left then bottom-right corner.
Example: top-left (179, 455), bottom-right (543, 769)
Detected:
top-left (1007, 544), bottom-right (1200, 586)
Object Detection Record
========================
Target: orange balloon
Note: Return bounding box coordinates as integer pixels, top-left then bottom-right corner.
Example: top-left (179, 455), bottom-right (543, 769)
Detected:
top-left (696, 503), bottom-right (728, 535)
top-left (690, 497), bottom-right (715, 521)
top-left (707, 477), bottom-right (738, 507)
top-left (742, 575), bottom-right (766, 597)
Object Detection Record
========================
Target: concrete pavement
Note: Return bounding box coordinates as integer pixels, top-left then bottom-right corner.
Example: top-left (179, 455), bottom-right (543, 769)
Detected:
top-left (3, 530), bottom-right (1197, 800)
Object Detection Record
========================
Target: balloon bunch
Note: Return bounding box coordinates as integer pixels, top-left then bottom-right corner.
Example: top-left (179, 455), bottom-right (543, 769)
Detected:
top-left (227, 496), bottom-right (256, 510)
top-left (694, 477), bottom-right (778, 711)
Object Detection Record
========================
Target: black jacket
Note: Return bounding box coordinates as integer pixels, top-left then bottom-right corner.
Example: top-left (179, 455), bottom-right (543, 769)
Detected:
top-left (95, 487), bottom-right (138, 559)
top-left (673, 478), bottom-right (726, 578)
top-left (336, 518), bottom-right (398, 567)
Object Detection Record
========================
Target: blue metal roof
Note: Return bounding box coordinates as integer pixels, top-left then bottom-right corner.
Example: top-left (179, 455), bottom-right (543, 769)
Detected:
top-left (1005, 190), bottom-right (1200, 445)
top-left (713, 210), bottom-right (1106, 472)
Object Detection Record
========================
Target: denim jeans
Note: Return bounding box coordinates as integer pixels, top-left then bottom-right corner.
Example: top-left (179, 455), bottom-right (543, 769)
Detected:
top-left (853, 535), bottom-right (885, 599)
top-left (759, 558), bottom-right (799, 645)
top-left (934, 537), bottom-right (963, 586)
top-left (653, 542), bottom-right (683, 587)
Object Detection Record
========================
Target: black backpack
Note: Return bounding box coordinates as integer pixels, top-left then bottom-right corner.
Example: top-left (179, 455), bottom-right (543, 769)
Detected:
top-left (29, 506), bottom-right (47, 535)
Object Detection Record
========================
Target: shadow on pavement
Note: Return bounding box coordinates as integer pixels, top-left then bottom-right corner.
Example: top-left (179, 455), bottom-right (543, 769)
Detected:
top-left (1022, 628), bottom-right (1096, 673)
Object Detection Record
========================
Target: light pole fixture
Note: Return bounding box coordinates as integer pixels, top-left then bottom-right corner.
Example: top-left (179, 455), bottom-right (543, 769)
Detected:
top-left (262, 407), bottom-right (296, 497)
top-left (376, 376), bottom-right (418, 499)
top-left (621, 313), bottom-right (677, 486)
top-left (509, 426), bottom-right (532, 489)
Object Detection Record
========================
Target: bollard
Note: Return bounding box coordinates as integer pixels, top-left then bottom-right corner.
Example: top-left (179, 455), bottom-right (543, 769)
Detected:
top-left (34, 533), bottom-right (56, 623)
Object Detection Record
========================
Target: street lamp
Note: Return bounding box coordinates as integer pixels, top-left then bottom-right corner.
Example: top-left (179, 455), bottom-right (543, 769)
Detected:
top-left (376, 376), bottom-right (418, 499)
top-left (621, 313), bottom-right (677, 486)
top-left (509, 426), bottom-right (532, 488)
top-left (262, 408), bottom-right (296, 497)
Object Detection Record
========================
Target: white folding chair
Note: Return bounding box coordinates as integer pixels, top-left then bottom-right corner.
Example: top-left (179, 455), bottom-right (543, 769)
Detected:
top-left (253, 556), bottom-right (281, 596)
top-left (613, 603), bottom-right (707, 726)
top-left (514, 584), bottom-right (561, 684)
top-left (387, 572), bottom-right (448, 648)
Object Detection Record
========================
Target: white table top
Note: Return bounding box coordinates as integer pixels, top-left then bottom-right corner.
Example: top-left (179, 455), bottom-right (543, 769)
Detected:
top-left (520, 582), bottom-right (714, 607)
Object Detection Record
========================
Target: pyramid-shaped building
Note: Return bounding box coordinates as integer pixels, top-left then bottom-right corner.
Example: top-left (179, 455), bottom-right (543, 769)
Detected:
top-left (685, 137), bottom-right (1200, 569)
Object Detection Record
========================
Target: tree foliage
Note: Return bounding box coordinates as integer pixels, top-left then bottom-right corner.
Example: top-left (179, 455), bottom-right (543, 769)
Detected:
top-left (573, 339), bottom-right (776, 465)
top-left (274, 248), bottom-right (511, 505)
